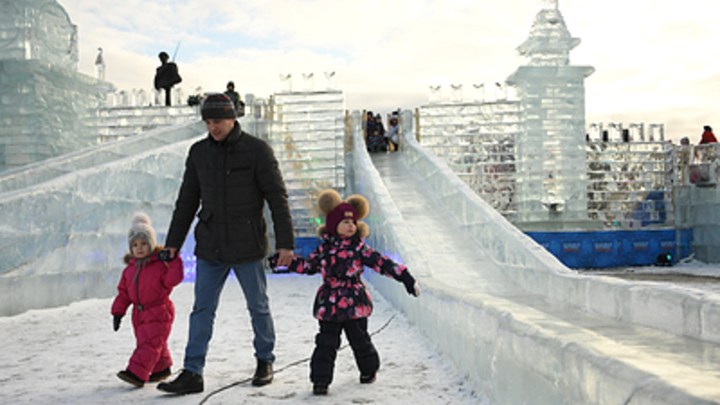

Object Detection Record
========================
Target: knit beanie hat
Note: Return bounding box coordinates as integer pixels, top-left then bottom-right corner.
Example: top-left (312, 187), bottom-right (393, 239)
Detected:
top-left (128, 213), bottom-right (157, 253)
top-left (326, 203), bottom-right (357, 236)
top-left (201, 94), bottom-right (236, 120)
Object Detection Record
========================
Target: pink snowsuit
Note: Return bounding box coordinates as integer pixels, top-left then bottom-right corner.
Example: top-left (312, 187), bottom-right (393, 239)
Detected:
top-left (111, 250), bottom-right (184, 381)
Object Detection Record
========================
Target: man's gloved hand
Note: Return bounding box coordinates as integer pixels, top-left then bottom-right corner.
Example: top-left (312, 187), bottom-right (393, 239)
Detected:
top-left (400, 272), bottom-right (421, 297)
top-left (267, 254), bottom-right (290, 273)
top-left (113, 315), bottom-right (123, 332)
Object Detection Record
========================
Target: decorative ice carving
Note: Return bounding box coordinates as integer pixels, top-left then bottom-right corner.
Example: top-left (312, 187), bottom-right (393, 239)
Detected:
top-left (279, 73), bottom-right (292, 92)
top-left (302, 72), bottom-right (314, 92)
top-left (428, 85), bottom-right (441, 104)
top-left (450, 84), bottom-right (463, 103)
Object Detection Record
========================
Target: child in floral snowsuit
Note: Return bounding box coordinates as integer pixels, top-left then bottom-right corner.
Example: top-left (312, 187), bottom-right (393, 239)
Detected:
top-left (269, 189), bottom-right (420, 395)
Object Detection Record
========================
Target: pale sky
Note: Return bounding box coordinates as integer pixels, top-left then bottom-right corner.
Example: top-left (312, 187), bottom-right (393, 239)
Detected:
top-left (60, 0), bottom-right (720, 143)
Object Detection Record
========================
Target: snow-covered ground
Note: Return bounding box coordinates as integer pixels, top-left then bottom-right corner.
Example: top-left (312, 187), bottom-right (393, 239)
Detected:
top-left (580, 256), bottom-right (720, 295)
top-left (2, 257), bottom-right (720, 405)
top-left (0, 273), bottom-right (481, 405)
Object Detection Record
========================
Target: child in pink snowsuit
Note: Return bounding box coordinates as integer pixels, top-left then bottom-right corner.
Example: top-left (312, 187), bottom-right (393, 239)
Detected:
top-left (112, 213), bottom-right (184, 387)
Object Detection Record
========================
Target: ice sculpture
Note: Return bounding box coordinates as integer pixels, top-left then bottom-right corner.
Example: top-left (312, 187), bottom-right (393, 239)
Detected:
top-left (0, 0), bottom-right (112, 172)
top-left (506, 0), bottom-right (595, 225)
top-left (0, 0), bottom-right (79, 70)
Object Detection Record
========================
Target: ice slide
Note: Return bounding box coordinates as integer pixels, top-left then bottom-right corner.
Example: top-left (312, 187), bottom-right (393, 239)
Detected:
top-left (347, 124), bottom-right (720, 404)
top-left (1, 114), bottom-right (719, 403)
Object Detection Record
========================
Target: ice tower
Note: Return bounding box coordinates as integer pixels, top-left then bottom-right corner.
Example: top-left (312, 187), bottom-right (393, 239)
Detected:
top-left (0, 0), bottom-right (111, 172)
top-left (506, 0), bottom-right (595, 230)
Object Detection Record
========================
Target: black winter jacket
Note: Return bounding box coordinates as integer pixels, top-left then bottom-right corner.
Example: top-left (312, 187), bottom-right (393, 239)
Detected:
top-left (166, 122), bottom-right (294, 263)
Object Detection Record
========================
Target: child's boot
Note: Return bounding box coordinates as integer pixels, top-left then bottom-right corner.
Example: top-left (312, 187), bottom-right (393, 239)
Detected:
top-left (148, 367), bottom-right (172, 382)
top-left (117, 369), bottom-right (145, 387)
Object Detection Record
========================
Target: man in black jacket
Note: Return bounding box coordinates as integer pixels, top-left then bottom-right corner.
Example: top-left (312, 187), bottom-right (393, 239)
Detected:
top-left (154, 51), bottom-right (182, 106)
top-left (158, 94), bottom-right (294, 395)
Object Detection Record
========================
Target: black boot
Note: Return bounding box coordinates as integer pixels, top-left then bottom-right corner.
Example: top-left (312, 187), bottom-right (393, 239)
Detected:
top-left (313, 383), bottom-right (329, 395)
top-left (252, 359), bottom-right (273, 387)
top-left (117, 369), bottom-right (144, 387)
top-left (157, 369), bottom-right (204, 395)
top-left (148, 367), bottom-right (171, 382)
top-left (360, 372), bottom-right (376, 384)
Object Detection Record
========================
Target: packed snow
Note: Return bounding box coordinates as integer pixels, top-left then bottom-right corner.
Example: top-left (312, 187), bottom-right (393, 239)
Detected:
top-left (0, 272), bottom-right (481, 405)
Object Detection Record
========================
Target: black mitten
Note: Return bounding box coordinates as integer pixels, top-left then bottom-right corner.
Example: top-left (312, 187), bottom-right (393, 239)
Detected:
top-left (113, 315), bottom-right (122, 332)
top-left (158, 249), bottom-right (172, 262)
top-left (267, 254), bottom-right (279, 270)
top-left (400, 272), bottom-right (421, 297)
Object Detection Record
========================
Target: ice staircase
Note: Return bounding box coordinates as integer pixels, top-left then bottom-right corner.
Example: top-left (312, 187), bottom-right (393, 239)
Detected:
top-left (1, 112), bottom-right (719, 404)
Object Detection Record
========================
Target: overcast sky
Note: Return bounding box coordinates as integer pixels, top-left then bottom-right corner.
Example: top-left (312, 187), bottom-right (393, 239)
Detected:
top-left (60, 0), bottom-right (719, 143)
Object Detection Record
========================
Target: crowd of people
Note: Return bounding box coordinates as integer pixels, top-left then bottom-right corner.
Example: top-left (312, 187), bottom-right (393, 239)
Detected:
top-left (364, 110), bottom-right (401, 153)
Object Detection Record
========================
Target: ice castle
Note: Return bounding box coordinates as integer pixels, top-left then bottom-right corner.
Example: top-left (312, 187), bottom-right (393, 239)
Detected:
top-left (2, 1), bottom-right (720, 403)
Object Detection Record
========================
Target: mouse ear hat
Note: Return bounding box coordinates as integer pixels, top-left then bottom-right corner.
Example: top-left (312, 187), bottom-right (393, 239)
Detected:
top-left (316, 189), bottom-right (370, 238)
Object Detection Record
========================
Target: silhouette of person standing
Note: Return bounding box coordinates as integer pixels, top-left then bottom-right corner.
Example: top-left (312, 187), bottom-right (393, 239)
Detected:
top-left (154, 52), bottom-right (182, 106)
top-left (699, 125), bottom-right (718, 144)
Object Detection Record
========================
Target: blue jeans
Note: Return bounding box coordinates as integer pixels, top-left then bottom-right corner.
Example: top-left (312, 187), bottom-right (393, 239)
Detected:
top-left (184, 258), bottom-right (275, 375)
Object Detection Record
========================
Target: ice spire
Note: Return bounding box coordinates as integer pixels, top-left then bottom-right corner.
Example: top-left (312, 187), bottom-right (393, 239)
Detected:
top-left (541, 0), bottom-right (558, 10)
top-left (516, 0), bottom-right (579, 66)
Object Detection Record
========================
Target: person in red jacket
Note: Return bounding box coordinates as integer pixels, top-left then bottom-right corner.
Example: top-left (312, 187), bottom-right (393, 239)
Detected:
top-left (699, 125), bottom-right (718, 144)
top-left (269, 189), bottom-right (421, 395)
top-left (112, 213), bottom-right (185, 387)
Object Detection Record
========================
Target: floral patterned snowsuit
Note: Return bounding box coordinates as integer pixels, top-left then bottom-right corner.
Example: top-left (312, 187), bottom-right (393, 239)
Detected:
top-left (276, 233), bottom-right (412, 385)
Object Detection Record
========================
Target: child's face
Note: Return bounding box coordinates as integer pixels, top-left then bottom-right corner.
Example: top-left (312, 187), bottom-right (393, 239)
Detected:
top-left (131, 239), bottom-right (152, 259)
top-left (336, 218), bottom-right (357, 237)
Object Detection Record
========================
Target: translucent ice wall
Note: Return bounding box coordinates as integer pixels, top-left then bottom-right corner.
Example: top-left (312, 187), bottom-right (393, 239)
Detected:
top-left (0, 60), bottom-right (113, 172)
top-left (0, 0), bottom-right (79, 70)
top-left (418, 100), bottom-right (522, 221)
top-left (265, 90), bottom-right (347, 237)
top-left (0, 120), bottom-right (206, 316)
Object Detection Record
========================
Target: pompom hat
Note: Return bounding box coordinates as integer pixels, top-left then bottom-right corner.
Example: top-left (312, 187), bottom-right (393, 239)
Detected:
top-left (316, 189), bottom-right (370, 238)
top-left (127, 213), bottom-right (157, 252)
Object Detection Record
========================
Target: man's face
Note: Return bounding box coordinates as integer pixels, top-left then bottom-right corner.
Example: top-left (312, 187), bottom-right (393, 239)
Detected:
top-left (205, 118), bottom-right (235, 142)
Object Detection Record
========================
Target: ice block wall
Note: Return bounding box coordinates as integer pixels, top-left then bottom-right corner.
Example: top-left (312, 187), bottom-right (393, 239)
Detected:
top-left (0, 60), bottom-right (112, 172)
top-left (0, 0), bottom-right (79, 71)
top-left (0, 121), bottom-right (206, 316)
top-left (0, 0), bottom-right (108, 172)
top-left (418, 101), bottom-right (521, 221)
top-left (265, 90), bottom-right (347, 237)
